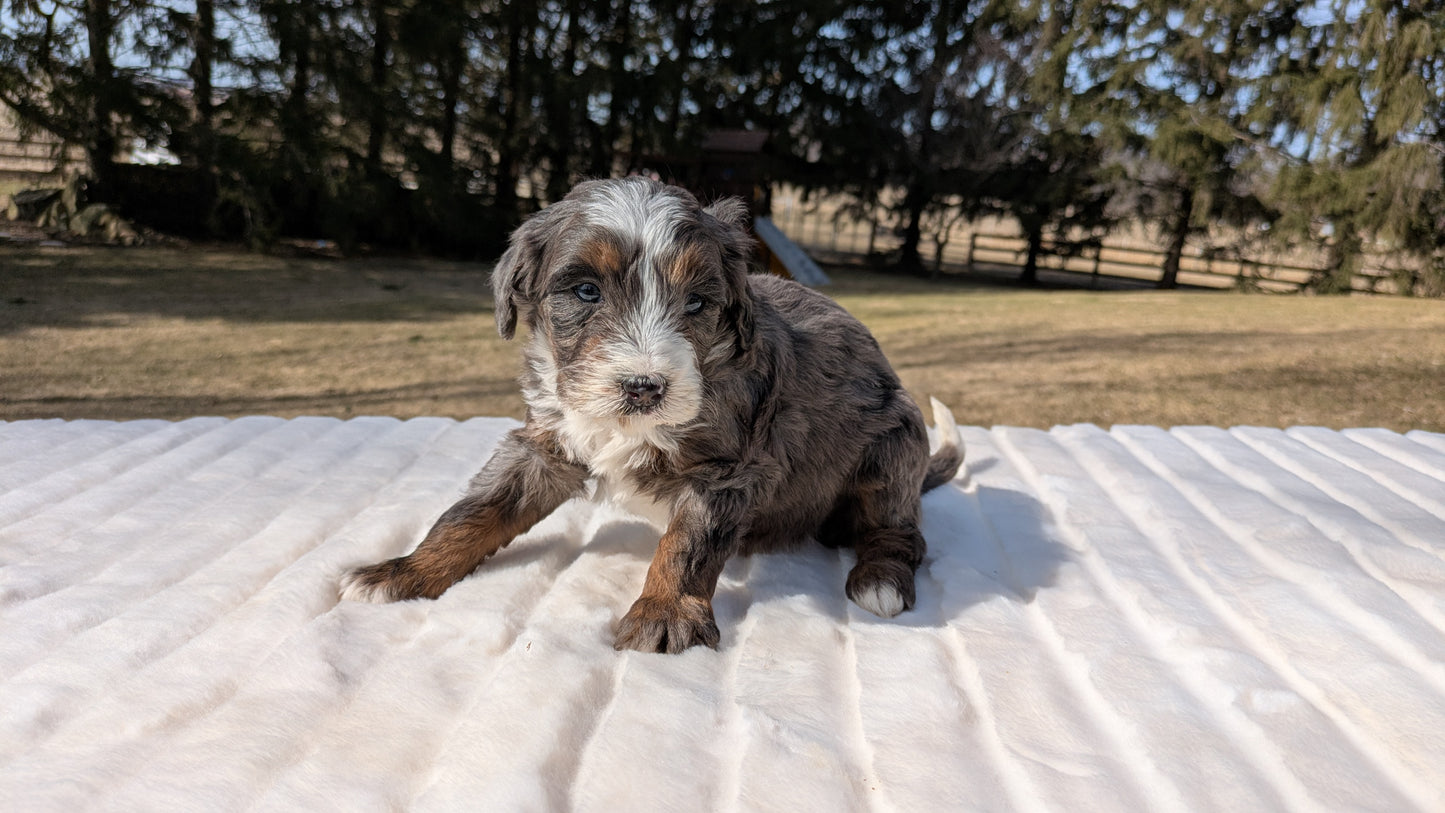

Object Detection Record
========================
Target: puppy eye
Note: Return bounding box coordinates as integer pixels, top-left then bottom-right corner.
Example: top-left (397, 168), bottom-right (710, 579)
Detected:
top-left (684, 293), bottom-right (705, 315)
top-left (574, 283), bottom-right (602, 303)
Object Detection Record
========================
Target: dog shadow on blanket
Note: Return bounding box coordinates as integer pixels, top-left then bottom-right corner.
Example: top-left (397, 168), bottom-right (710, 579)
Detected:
top-left (562, 481), bottom-right (1068, 634)
top-left (926, 484), bottom-right (1070, 614)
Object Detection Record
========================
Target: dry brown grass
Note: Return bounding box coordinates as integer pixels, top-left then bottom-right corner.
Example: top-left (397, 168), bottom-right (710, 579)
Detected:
top-left (832, 270), bottom-right (1445, 431)
top-left (3, 245), bottom-right (1443, 431)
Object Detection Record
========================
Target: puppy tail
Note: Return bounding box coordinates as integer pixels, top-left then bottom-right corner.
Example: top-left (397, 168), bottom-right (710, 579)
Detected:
top-left (922, 396), bottom-right (966, 492)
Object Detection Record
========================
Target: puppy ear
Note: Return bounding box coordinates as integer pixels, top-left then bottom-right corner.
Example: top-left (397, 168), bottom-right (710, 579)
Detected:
top-left (702, 196), bottom-right (750, 230)
top-left (702, 197), bottom-right (757, 351)
top-left (492, 203), bottom-right (570, 340)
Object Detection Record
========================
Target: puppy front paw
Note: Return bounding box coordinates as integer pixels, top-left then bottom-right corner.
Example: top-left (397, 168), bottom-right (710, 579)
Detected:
top-left (339, 558), bottom-right (434, 603)
top-left (846, 559), bottom-right (916, 618)
top-left (614, 595), bottom-right (720, 654)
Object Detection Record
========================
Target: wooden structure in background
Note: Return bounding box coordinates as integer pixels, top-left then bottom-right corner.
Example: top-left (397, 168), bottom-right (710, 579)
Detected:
top-left (0, 104), bottom-right (86, 186)
top-left (641, 129), bottom-right (829, 287)
top-left (754, 216), bottom-right (831, 286)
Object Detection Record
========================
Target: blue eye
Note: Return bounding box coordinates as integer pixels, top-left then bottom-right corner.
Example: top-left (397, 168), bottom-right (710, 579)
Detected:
top-left (684, 294), bottom-right (705, 315)
top-left (574, 283), bottom-right (602, 303)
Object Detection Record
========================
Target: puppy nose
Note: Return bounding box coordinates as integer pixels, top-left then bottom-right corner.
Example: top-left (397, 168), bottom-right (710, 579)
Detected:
top-left (620, 374), bottom-right (667, 408)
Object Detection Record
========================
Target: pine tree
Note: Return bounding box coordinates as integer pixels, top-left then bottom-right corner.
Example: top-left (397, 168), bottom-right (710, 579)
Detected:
top-left (0, 0), bottom-right (145, 200)
top-left (1070, 0), bottom-right (1294, 288)
top-left (999, 130), bottom-right (1114, 284)
top-left (1264, 1), bottom-right (1445, 292)
top-left (774, 0), bottom-right (1036, 274)
top-left (998, 0), bottom-right (1114, 285)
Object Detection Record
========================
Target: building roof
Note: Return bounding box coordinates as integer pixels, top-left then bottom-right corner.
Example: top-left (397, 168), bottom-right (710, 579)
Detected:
top-left (700, 129), bottom-right (769, 153)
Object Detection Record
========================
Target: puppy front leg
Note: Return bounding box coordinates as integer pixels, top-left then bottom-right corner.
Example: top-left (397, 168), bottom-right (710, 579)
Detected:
top-left (614, 490), bottom-right (741, 654)
top-left (340, 428), bottom-right (587, 603)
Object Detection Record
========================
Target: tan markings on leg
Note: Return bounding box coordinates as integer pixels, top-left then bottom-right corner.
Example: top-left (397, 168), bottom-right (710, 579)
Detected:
top-left (342, 498), bottom-right (544, 602)
top-left (341, 427), bottom-right (586, 603)
top-left (404, 501), bottom-right (541, 597)
top-left (615, 515), bottom-right (726, 653)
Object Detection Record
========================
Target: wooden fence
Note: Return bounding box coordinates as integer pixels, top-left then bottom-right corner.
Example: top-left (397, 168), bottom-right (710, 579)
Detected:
top-left (0, 130), bottom-right (86, 185)
top-left (769, 190), bottom-right (1438, 296)
top-left (957, 232), bottom-right (1323, 293)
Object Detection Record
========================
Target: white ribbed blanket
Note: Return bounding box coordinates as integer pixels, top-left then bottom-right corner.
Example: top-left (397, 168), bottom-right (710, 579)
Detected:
top-left (2, 417), bottom-right (1443, 811)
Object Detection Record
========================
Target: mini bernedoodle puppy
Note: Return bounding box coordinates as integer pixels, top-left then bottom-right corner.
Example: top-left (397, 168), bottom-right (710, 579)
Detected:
top-left (340, 177), bottom-right (964, 653)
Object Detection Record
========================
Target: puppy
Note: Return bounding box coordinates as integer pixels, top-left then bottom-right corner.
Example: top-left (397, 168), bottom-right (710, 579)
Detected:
top-left (340, 177), bottom-right (964, 653)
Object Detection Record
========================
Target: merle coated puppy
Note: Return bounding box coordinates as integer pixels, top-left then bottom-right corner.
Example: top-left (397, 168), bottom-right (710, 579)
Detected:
top-left (340, 177), bottom-right (964, 653)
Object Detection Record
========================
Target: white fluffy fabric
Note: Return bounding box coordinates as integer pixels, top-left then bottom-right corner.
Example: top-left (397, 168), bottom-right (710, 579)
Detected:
top-left (3, 417), bottom-right (1445, 811)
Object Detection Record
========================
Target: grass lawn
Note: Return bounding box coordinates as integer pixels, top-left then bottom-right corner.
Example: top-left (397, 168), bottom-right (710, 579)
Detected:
top-left (2, 245), bottom-right (1443, 431)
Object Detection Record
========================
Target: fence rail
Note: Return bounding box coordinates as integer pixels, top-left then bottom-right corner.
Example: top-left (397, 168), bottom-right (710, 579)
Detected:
top-left (960, 232), bottom-right (1324, 292)
top-left (0, 136), bottom-right (84, 176)
top-left (770, 191), bottom-right (1438, 296)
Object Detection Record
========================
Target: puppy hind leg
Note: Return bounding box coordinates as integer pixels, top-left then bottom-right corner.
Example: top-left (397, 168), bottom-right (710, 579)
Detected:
top-left (846, 523), bottom-right (925, 618)
top-left (340, 429), bottom-right (587, 603)
top-left (814, 497), bottom-right (861, 549)
top-left (844, 426), bottom-right (929, 618)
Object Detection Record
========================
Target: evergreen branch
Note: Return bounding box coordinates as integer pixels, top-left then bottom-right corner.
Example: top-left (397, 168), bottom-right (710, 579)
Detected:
top-left (1184, 108), bottom-right (1304, 166)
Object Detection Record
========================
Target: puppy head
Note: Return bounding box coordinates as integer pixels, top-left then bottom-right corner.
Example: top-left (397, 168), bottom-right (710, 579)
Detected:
top-left (492, 177), bottom-right (755, 433)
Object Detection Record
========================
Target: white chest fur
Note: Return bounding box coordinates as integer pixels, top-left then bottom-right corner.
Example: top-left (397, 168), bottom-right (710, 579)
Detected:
top-left (524, 343), bottom-right (681, 532)
top-left (555, 410), bottom-right (679, 532)
top-left (592, 476), bottom-right (673, 530)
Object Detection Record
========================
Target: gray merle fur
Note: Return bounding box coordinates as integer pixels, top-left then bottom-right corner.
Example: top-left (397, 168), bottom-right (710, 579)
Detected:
top-left (340, 177), bottom-right (964, 653)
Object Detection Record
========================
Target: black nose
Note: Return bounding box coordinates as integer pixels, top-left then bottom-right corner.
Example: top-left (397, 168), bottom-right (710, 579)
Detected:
top-left (620, 374), bottom-right (667, 410)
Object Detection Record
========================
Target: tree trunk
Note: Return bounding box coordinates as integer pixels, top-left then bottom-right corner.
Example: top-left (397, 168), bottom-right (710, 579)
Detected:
top-left (1159, 187), bottom-right (1194, 289)
top-left (284, 9), bottom-right (313, 148)
top-left (896, 0), bottom-right (949, 276)
top-left (1312, 112), bottom-right (1381, 295)
top-left (1022, 223), bottom-right (1043, 285)
top-left (189, 0), bottom-right (218, 226)
top-left (1318, 222), bottom-right (1362, 294)
top-left (437, 31), bottom-right (464, 171)
top-left (189, 0), bottom-right (215, 156)
top-left (366, 0), bottom-right (391, 174)
top-left (494, 0), bottom-right (526, 218)
top-left (666, 2), bottom-right (694, 152)
top-left (545, 0), bottom-right (583, 202)
top-left (83, 0), bottom-right (118, 200)
top-left (595, 0), bottom-right (632, 177)
top-left (897, 179), bottom-right (927, 274)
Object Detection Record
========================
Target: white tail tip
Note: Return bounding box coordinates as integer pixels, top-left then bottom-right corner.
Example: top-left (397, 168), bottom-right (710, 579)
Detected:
top-left (929, 396), bottom-right (960, 451)
top-left (928, 396), bottom-right (968, 487)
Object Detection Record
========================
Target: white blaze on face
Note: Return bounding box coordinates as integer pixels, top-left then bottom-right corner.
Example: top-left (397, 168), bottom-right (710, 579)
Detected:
top-left (537, 182), bottom-right (710, 480)
top-left (577, 182), bottom-right (703, 431)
